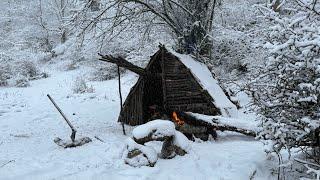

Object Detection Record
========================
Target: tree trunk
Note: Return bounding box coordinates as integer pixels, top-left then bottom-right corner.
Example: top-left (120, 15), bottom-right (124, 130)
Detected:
top-left (179, 24), bottom-right (213, 57)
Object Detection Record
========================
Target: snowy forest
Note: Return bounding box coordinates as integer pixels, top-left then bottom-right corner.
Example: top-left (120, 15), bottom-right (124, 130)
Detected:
top-left (0, 0), bottom-right (320, 179)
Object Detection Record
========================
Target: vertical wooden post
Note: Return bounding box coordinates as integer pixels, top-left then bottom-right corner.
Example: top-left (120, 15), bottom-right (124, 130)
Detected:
top-left (118, 65), bottom-right (126, 135)
top-left (160, 47), bottom-right (167, 111)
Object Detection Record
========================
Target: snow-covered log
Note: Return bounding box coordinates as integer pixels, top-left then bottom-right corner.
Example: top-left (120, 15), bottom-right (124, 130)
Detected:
top-left (123, 120), bottom-right (190, 166)
top-left (132, 120), bottom-right (176, 144)
top-left (123, 138), bottom-right (158, 167)
top-left (160, 131), bottom-right (190, 159)
top-left (184, 112), bottom-right (257, 137)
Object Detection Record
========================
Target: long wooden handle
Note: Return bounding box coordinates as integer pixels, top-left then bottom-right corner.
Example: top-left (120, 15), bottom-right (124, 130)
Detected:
top-left (47, 94), bottom-right (77, 133)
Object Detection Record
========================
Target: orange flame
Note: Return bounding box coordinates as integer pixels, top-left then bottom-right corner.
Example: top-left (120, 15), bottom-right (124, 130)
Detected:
top-left (172, 111), bottom-right (184, 126)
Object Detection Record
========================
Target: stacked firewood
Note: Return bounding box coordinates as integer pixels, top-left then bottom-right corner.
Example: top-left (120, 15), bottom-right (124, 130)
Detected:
top-left (123, 120), bottom-right (190, 167)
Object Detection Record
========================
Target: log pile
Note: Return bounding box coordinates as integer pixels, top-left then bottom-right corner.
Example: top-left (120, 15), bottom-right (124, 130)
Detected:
top-left (123, 120), bottom-right (190, 167)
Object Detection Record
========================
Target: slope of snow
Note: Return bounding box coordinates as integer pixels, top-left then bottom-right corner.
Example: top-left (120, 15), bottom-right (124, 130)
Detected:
top-left (168, 49), bottom-right (238, 117)
top-left (0, 68), bottom-right (275, 180)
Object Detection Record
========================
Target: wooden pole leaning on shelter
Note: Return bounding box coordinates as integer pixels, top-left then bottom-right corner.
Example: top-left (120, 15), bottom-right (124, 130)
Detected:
top-left (98, 54), bottom-right (134, 135)
top-left (117, 65), bottom-right (126, 135)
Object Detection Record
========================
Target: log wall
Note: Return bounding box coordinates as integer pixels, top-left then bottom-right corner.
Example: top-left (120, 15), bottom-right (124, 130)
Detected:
top-left (118, 48), bottom-right (221, 126)
top-left (162, 52), bottom-right (220, 115)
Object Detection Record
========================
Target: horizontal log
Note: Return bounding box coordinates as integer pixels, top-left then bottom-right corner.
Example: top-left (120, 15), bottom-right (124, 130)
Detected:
top-left (166, 85), bottom-right (195, 89)
top-left (168, 103), bottom-right (210, 110)
top-left (166, 97), bottom-right (204, 102)
top-left (181, 112), bottom-right (257, 137)
top-left (165, 80), bottom-right (191, 83)
top-left (165, 73), bottom-right (190, 78)
top-left (99, 54), bottom-right (146, 76)
top-left (166, 91), bottom-right (203, 97)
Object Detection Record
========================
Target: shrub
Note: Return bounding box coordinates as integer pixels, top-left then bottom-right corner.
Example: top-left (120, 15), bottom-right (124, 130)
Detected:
top-left (15, 76), bottom-right (30, 87)
top-left (72, 77), bottom-right (94, 94)
top-left (90, 65), bottom-right (126, 81)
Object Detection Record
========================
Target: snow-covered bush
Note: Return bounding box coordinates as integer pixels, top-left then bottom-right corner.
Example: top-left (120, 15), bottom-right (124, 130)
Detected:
top-left (252, 1), bottom-right (320, 177)
top-left (15, 76), bottom-right (30, 87)
top-left (72, 77), bottom-right (94, 94)
top-left (17, 61), bottom-right (39, 79)
top-left (0, 63), bottom-right (12, 86)
top-left (90, 65), bottom-right (126, 81)
top-left (15, 60), bottom-right (48, 81)
top-left (305, 165), bottom-right (320, 180)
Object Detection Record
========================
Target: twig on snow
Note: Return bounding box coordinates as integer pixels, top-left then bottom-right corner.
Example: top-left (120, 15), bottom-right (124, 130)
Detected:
top-left (94, 136), bottom-right (105, 143)
top-left (0, 160), bottom-right (14, 168)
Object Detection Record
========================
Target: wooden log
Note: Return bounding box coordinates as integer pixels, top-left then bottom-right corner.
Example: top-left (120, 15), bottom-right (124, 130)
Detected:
top-left (179, 112), bottom-right (257, 137)
top-left (166, 91), bottom-right (203, 97)
top-left (98, 54), bottom-right (146, 76)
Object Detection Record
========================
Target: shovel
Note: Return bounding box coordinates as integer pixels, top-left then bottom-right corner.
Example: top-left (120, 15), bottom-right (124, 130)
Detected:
top-left (47, 94), bottom-right (92, 148)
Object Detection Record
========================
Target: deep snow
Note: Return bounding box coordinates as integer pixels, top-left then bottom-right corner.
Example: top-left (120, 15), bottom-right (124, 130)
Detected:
top-left (0, 67), bottom-right (275, 180)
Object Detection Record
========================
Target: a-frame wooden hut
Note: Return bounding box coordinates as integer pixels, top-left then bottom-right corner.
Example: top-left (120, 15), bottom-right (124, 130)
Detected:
top-left (99, 46), bottom-right (237, 126)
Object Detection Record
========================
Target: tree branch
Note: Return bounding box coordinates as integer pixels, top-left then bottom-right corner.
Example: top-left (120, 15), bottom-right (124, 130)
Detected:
top-left (98, 54), bottom-right (146, 76)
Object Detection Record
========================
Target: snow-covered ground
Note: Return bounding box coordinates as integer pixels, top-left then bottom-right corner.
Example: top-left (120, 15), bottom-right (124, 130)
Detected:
top-left (0, 67), bottom-right (275, 180)
top-left (0, 0), bottom-right (281, 179)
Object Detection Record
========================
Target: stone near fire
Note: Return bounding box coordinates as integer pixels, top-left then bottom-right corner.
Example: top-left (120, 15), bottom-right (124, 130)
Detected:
top-left (132, 120), bottom-right (176, 144)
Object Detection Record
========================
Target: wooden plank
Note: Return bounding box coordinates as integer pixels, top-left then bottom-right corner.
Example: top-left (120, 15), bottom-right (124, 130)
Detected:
top-left (161, 47), bottom-right (167, 111)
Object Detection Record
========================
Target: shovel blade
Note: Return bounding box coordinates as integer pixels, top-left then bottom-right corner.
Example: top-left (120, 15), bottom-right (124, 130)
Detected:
top-left (54, 137), bottom-right (92, 148)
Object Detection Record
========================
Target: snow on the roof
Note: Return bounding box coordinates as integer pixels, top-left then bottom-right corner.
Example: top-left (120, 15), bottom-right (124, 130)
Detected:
top-left (168, 49), bottom-right (238, 117)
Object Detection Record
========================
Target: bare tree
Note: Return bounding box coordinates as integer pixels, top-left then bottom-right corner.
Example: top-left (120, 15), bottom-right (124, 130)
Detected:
top-left (120, 0), bottom-right (217, 57)
top-left (37, 0), bottom-right (77, 45)
top-left (75, 0), bottom-right (218, 58)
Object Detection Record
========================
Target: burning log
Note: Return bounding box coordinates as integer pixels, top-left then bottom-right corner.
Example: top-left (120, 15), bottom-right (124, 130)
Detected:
top-left (173, 111), bottom-right (257, 138)
top-left (171, 111), bottom-right (216, 141)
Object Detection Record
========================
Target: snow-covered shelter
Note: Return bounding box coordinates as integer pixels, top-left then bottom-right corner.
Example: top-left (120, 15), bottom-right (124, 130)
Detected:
top-left (100, 46), bottom-right (237, 125)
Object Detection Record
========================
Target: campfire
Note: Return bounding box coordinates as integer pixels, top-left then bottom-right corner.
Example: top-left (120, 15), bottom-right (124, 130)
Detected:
top-left (171, 111), bottom-right (218, 141)
top-left (172, 111), bottom-right (185, 126)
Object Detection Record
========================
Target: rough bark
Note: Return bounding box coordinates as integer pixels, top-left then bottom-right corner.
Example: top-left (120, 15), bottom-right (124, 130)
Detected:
top-left (98, 54), bottom-right (146, 76)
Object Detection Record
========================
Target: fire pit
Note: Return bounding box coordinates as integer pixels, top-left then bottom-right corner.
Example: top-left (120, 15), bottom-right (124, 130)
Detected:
top-left (171, 111), bottom-right (217, 141)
